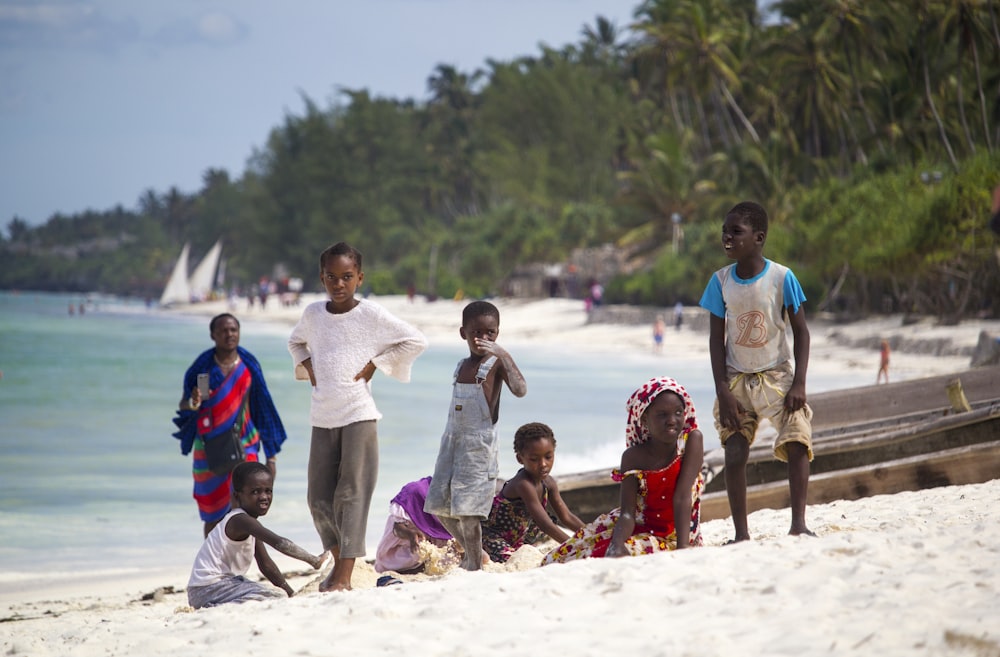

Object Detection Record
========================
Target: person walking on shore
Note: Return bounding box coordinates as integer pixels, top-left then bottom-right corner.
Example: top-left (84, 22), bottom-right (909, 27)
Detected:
top-left (173, 313), bottom-right (287, 538)
top-left (699, 201), bottom-right (815, 542)
top-left (652, 315), bottom-right (666, 354)
top-left (877, 339), bottom-right (891, 384)
top-left (288, 242), bottom-right (427, 591)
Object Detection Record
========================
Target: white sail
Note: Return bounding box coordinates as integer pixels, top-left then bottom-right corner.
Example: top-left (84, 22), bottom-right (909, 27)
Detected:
top-left (188, 240), bottom-right (222, 302)
top-left (159, 243), bottom-right (191, 307)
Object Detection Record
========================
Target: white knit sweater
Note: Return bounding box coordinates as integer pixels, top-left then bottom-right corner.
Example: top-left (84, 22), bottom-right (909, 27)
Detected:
top-left (288, 298), bottom-right (428, 428)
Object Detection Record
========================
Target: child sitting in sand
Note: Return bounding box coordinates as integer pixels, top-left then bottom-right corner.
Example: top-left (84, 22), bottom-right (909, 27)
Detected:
top-left (374, 476), bottom-right (455, 575)
top-left (481, 423), bottom-right (584, 563)
top-left (542, 377), bottom-right (704, 565)
top-left (187, 461), bottom-right (326, 609)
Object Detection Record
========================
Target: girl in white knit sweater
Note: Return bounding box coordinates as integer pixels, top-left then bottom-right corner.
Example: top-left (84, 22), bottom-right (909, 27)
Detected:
top-left (288, 242), bottom-right (428, 591)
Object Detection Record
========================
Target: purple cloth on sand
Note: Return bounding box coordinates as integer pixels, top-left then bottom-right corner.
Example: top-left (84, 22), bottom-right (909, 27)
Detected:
top-left (392, 477), bottom-right (452, 541)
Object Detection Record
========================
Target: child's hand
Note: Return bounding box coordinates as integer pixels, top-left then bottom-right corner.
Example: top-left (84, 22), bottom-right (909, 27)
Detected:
top-left (312, 551), bottom-right (332, 571)
top-left (393, 520), bottom-right (426, 552)
top-left (784, 381), bottom-right (807, 412)
top-left (717, 389), bottom-right (745, 431)
top-left (301, 358), bottom-right (317, 386)
top-left (354, 361), bottom-right (376, 382)
top-left (474, 339), bottom-right (506, 357)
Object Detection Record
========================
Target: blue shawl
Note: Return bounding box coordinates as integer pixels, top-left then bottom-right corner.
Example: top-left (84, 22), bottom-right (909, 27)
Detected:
top-left (172, 346), bottom-right (287, 457)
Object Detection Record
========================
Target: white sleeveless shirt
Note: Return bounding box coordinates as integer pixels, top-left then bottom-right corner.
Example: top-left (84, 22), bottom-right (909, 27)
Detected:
top-left (188, 508), bottom-right (255, 587)
top-left (716, 260), bottom-right (792, 373)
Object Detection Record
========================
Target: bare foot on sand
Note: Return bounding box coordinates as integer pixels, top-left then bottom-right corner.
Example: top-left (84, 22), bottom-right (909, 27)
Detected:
top-left (318, 556), bottom-right (355, 592)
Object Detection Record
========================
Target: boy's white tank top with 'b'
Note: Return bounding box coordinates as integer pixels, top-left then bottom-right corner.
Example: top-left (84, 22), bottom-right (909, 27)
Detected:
top-left (718, 260), bottom-right (792, 373)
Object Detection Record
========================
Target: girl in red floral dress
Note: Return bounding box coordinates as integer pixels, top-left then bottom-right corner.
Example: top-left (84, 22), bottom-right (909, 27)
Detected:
top-left (542, 377), bottom-right (704, 565)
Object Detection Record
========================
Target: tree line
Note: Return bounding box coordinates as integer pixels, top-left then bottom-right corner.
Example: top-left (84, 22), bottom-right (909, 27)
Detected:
top-left (3, 0), bottom-right (999, 319)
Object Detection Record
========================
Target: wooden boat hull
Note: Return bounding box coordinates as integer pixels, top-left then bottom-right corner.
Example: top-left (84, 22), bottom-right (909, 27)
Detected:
top-left (556, 366), bottom-right (1000, 523)
top-left (700, 415), bottom-right (1000, 522)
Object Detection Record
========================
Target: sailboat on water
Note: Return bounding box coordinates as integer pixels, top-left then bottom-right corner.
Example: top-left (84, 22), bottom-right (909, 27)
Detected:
top-left (188, 240), bottom-right (223, 302)
top-left (159, 239), bottom-right (223, 306)
top-left (159, 243), bottom-right (191, 307)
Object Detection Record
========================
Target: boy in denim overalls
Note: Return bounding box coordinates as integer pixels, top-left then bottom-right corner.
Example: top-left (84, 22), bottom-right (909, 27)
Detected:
top-left (425, 301), bottom-right (527, 570)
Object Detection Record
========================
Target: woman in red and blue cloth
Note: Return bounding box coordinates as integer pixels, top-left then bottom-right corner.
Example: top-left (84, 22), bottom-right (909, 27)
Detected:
top-left (173, 313), bottom-right (288, 537)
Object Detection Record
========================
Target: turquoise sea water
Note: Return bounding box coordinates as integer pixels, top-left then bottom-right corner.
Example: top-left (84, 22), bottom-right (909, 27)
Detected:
top-left (0, 291), bottom-right (855, 587)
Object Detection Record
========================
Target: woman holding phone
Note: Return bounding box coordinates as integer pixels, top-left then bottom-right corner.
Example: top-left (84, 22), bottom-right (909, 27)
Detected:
top-left (172, 313), bottom-right (288, 537)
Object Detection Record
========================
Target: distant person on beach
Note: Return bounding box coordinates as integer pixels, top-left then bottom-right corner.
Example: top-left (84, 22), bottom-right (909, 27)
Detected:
top-left (481, 422), bottom-right (583, 564)
top-left (542, 377), bottom-right (704, 565)
top-left (674, 301), bottom-right (683, 330)
top-left (187, 462), bottom-right (327, 609)
top-left (699, 201), bottom-right (814, 542)
top-left (589, 279), bottom-right (604, 308)
top-left (425, 300), bottom-right (527, 571)
top-left (288, 242), bottom-right (427, 591)
top-left (374, 476), bottom-right (454, 575)
top-left (652, 315), bottom-right (666, 354)
top-left (173, 313), bottom-right (287, 538)
top-left (877, 339), bottom-right (891, 384)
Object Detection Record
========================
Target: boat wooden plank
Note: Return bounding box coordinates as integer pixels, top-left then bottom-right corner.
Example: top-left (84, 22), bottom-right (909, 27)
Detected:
top-left (704, 403), bottom-right (1000, 492)
top-left (700, 440), bottom-right (1000, 522)
top-left (556, 367), bottom-right (1000, 523)
top-left (808, 365), bottom-right (1000, 430)
top-left (559, 411), bottom-right (999, 522)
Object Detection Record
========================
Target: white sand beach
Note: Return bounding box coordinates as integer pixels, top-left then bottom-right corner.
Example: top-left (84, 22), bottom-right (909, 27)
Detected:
top-left (3, 479), bottom-right (998, 656)
top-left (3, 295), bottom-right (998, 656)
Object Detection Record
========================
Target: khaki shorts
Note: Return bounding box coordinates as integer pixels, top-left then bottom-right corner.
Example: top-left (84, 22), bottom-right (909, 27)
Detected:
top-left (713, 362), bottom-right (813, 462)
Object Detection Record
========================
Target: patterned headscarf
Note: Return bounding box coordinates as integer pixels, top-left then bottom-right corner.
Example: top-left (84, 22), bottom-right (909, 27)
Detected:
top-left (624, 376), bottom-right (698, 447)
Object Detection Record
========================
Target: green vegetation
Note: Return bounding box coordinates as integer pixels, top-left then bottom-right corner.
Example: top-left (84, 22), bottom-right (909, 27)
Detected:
top-left (3, 0), bottom-right (999, 319)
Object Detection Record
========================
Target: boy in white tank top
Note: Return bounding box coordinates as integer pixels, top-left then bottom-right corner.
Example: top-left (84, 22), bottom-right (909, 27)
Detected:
top-left (699, 201), bottom-right (815, 543)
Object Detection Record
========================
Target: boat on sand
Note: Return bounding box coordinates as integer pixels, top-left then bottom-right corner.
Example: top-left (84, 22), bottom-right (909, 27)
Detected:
top-left (556, 365), bottom-right (1000, 523)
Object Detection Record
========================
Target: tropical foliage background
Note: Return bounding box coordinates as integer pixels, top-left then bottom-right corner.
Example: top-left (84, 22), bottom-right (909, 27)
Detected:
top-left (3, 0), bottom-right (999, 319)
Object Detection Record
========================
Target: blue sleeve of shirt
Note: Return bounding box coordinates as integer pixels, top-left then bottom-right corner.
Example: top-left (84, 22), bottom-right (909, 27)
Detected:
top-left (699, 273), bottom-right (725, 318)
top-left (783, 268), bottom-right (807, 313)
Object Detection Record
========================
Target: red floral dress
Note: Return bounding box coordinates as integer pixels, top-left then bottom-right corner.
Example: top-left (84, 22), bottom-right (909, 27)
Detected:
top-left (541, 454), bottom-right (703, 565)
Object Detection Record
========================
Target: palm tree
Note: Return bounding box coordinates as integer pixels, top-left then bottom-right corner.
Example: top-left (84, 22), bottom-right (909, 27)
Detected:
top-left (912, 0), bottom-right (960, 167)
top-left (633, 0), bottom-right (760, 157)
top-left (939, 0), bottom-right (994, 152)
top-left (424, 64), bottom-right (484, 221)
top-left (580, 14), bottom-right (629, 66)
top-left (783, 0), bottom-right (889, 160)
top-left (762, 18), bottom-right (854, 171)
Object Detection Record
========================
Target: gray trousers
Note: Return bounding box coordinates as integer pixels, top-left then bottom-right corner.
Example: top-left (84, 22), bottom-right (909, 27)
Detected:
top-left (187, 575), bottom-right (284, 609)
top-left (307, 421), bottom-right (378, 558)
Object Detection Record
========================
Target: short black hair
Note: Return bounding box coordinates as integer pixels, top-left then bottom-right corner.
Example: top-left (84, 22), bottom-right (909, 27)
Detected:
top-left (513, 422), bottom-right (556, 453)
top-left (209, 313), bottom-right (240, 333)
top-left (319, 242), bottom-right (363, 272)
top-left (727, 201), bottom-right (768, 234)
top-left (462, 300), bottom-right (500, 327)
top-left (232, 461), bottom-right (271, 490)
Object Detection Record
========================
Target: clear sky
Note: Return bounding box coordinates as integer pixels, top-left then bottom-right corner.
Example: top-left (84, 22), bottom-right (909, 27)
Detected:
top-left (0, 0), bottom-right (639, 227)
